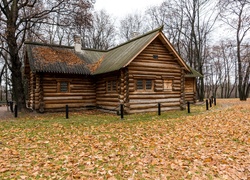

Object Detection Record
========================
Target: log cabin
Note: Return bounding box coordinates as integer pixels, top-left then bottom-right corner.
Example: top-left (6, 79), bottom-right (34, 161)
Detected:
top-left (24, 26), bottom-right (202, 113)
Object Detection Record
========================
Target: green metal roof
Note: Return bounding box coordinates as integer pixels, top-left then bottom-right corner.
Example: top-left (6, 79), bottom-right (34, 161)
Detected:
top-left (25, 26), bottom-right (201, 77)
top-left (93, 27), bottom-right (161, 75)
top-left (185, 66), bottom-right (203, 78)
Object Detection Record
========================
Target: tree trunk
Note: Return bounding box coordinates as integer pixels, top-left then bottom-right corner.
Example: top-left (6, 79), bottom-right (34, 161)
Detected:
top-left (11, 63), bottom-right (26, 110)
top-left (4, 0), bottom-right (27, 111)
top-left (198, 77), bottom-right (204, 101)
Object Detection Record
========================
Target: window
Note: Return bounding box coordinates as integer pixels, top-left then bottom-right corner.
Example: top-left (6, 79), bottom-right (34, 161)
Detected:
top-left (136, 79), bottom-right (153, 91)
top-left (164, 79), bottom-right (173, 91)
top-left (136, 79), bottom-right (143, 90)
top-left (145, 80), bottom-right (152, 90)
top-left (106, 80), bottom-right (117, 92)
top-left (58, 81), bottom-right (69, 93)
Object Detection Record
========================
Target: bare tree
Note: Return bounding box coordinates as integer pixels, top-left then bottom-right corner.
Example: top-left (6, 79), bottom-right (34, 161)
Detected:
top-left (119, 13), bottom-right (148, 42)
top-left (0, 0), bottom-right (95, 110)
top-left (33, 0), bottom-right (94, 46)
top-left (83, 10), bottom-right (116, 50)
top-left (207, 41), bottom-right (237, 98)
top-left (220, 0), bottom-right (250, 100)
top-left (146, 0), bottom-right (185, 53)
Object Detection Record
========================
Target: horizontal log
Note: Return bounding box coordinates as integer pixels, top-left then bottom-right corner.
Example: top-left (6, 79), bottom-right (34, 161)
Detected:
top-left (129, 87), bottom-right (135, 92)
top-left (142, 48), bottom-right (171, 55)
top-left (173, 87), bottom-right (181, 91)
top-left (43, 86), bottom-right (57, 89)
top-left (96, 91), bottom-right (106, 94)
top-left (96, 100), bottom-right (119, 106)
top-left (44, 96), bottom-right (83, 100)
top-left (129, 70), bottom-right (181, 77)
top-left (129, 60), bottom-right (181, 69)
top-left (44, 99), bottom-right (96, 104)
top-left (71, 84), bottom-right (94, 88)
top-left (185, 92), bottom-right (194, 95)
top-left (129, 66), bottom-right (181, 73)
top-left (96, 97), bottom-right (120, 102)
top-left (96, 93), bottom-right (118, 97)
top-left (42, 83), bottom-right (57, 88)
top-left (129, 102), bottom-right (180, 109)
top-left (43, 89), bottom-right (57, 93)
top-left (44, 92), bottom-right (95, 96)
top-left (70, 90), bottom-right (96, 94)
top-left (130, 92), bottom-right (180, 97)
top-left (155, 79), bottom-right (163, 83)
top-left (45, 103), bottom-right (96, 109)
top-left (129, 98), bottom-right (180, 104)
top-left (42, 77), bottom-right (77, 81)
top-left (155, 87), bottom-right (164, 91)
top-left (96, 87), bottom-right (106, 91)
top-left (136, 52), bottom-right (174, 62)
top-left (137, 52), bottom-right (174, 57)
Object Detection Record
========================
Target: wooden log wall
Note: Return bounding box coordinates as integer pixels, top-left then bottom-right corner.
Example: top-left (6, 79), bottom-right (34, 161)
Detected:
top-left (119, 68), bottom-right (130, 113)
top-left (185, 77), bottom-right (196, 103)
top-left (39, 73), bottom-right (96, 111)
top-left (27, 71), bottom-right (35, 109)
top-left (34, 74), bottom-right (40, 110)
top-left (127, 37), bottom-right (183, 114)
top-left (96, 71), bottom-right (120, 112)
top-left (180, 68), bottom-right (186, 110)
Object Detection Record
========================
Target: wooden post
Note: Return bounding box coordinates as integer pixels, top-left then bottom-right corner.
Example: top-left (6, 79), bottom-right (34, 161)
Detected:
top-left (214, 98), bottom-right (216, 106)
top-left (14, 105), bottom-right (18, 118)
top-left (120, 104), bottom-right (124, 119)
top-left (66, 105), bottom-right (69, 119)
top-left (158, 103), bottom-right (161, 116)
top-left (206, 99), bottom-right (209, 110)
top-left (187, 101), bottom-right (190, 113)
top-left (209, 98), bottom-right (212, 107)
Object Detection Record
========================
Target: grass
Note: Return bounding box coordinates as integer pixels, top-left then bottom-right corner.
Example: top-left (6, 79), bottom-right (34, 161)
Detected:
top-left (1, 102), bottom-right (206, 129)
top-left (1, 100), bottom-right (249, 179)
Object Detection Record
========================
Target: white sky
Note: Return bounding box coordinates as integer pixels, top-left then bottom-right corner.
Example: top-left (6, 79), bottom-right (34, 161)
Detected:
top-left (95, 0), bottom-right (164, 19)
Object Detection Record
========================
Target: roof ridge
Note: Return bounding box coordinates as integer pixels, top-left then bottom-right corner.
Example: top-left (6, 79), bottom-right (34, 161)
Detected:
top-left (82, 48), bottom-right (107, 52)
top-left (108, 26), bottom-right (163, 51)
top-left (24, 41), bottom-right (73, 49)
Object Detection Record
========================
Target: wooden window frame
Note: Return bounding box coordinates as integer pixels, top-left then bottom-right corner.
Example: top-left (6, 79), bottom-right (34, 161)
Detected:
top-left (57, 81), bottom-right (70, 93)
top-left (163, 79), bottom-right (173, 91)
top-left (135, 79), bottom-right (154, 91)
top-left (106, 80), bottom-right (117, 93)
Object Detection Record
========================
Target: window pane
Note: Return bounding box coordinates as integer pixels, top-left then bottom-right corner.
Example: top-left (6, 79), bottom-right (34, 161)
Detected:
top-left (107, 81), bottom-right (112, 91)
top-left (145, 80), bottom-right (152, 90)
top-left (60, 82), bottom-right (68, 92)
top-left (137, 80), bottom-right (143, 90)
top-left (112, 81), bottom-right (116, 91)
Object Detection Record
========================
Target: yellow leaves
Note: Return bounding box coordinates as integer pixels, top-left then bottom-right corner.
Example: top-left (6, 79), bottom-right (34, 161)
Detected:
top-left (0, 99), bottom-right (250, 179)
top-left (0, 168), bottom-right (9, 173)
top-left (33, 47), bottom-right (84, 66)
top-left (203, 157), bottom-right (213, 163)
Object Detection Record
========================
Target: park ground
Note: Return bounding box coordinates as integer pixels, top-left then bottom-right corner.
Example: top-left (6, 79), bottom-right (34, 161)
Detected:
top-left (0, 99), bottom-right (249, 179)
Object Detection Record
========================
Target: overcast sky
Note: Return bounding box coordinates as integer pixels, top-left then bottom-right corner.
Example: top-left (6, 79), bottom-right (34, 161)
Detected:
top-left (95, 0), bottom-right (164, 19)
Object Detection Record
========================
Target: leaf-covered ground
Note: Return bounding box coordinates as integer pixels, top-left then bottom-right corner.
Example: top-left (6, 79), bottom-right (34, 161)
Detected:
top-left (0, 99), bottom-right (249, 179)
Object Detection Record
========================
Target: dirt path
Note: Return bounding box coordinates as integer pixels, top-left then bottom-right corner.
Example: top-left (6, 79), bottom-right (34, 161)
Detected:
top-left (0, 106), bottom-right (13, 120)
